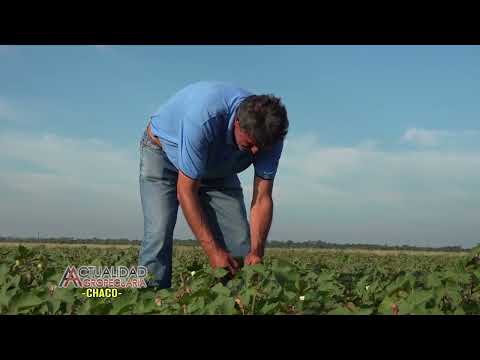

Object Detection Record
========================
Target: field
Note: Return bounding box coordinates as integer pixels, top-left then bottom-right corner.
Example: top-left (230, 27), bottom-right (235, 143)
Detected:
top-left (1, 243), bottom-right (479, 315)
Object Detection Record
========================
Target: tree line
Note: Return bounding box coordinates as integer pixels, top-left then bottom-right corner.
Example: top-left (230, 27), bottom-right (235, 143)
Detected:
top-left (0, 236), bottom-right (472, 252)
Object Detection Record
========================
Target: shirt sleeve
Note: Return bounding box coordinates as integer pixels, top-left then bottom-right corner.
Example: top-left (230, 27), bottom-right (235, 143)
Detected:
top-left (178, 116), bottom-right (209, 180)
top-left (253, 140), bottom-right (284, 180)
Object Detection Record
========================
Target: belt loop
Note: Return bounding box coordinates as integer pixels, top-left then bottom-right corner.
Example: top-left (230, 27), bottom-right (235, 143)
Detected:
top-left (147, 120), bottom-right (163, 149)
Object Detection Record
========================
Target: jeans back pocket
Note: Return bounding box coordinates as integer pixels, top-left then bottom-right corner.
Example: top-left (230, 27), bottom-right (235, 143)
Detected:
top-left (140, 130), bottom-right (164, 153)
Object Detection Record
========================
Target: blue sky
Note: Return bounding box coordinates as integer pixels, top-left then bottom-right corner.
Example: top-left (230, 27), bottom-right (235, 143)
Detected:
top-left (1, 45), bottom-right (479, 248)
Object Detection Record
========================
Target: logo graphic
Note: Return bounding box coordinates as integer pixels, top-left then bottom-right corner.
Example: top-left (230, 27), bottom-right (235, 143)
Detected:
top-left (59, 266), bottom-right (83, 288)
top-left (58, 265), bottom-right (148, 290)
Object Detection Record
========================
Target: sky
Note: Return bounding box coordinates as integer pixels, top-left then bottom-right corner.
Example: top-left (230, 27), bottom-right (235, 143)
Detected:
top-left (1, 45), bottom-right (479, 249)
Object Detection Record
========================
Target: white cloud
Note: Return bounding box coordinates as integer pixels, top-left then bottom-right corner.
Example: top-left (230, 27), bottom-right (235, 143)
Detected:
top-left (357, 139), bottom-right (381, 151)
top-left (0, 132), bottom-right (136, 186)
top-left (401, 127), bottom-right (480, 147)
top-left (401, 128), bottom-right (448, 147)
top-left (279, 133), bottom-right (480, 197)
top-left (0, 131), bottom-right (143, 239)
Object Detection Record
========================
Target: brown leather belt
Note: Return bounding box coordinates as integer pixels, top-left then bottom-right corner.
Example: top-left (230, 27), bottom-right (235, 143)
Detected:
top-left (147, 122), bottom-right (163, 148)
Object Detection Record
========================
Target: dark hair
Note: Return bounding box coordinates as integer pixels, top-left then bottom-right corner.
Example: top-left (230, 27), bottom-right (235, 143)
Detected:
top-left (236, 95), bottom-right (289, 148)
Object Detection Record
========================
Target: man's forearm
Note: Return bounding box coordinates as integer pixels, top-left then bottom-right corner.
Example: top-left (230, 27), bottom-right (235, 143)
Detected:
top-left (178, 191), bottom-right (220, 255)
top-left (249, 196), bottom-right (273, 256)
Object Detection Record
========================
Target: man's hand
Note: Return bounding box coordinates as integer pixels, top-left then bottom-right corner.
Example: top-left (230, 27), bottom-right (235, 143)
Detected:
top-left (208, 248), bottom-right (239, 275)
top-left (244, 251), bottom-right (263, 266)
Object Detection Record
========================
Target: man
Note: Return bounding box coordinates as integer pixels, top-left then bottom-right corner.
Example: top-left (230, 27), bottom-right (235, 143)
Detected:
top-left (139, 81), bottom-right (288, 288)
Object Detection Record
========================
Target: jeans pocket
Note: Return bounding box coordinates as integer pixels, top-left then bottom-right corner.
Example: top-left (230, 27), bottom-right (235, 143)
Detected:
top-left (139, 130), bottom-right (148, 149)
top-left (140, 130), bottom-right (163, 152)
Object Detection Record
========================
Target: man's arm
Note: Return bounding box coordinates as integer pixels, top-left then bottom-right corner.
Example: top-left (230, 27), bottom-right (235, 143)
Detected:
top-left (177, 171), bottom-right (239, 273)
top-left (245, 175), bottom-right (274, 265)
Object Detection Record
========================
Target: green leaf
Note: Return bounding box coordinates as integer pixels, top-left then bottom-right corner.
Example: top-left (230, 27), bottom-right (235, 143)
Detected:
top-left (328, 306), bottom-right (353, 315)
top-left (315, 272), bottom-right (336, 283)
top-left (36, 303), bottom-right (50, 315)
top-left (42, 268), bottom-right (59, 283)
top-left (76, 300), bottom-right (93, 315)
top-left (0, 286), bottom-right (11, 308)
top-left (385, 275), bottom-right (411, 295)
top-left (473, 269), bottom-right (480, 281)
top-left (425, 273), bottom-right (442, 289)
top-left (398, 300), bottom-right (414, 315)
top-left (210, 283), bottom-right (231, 297)
top-left (8, 275), bottom-right (21, 289)
top-left (187, 297), bottom-right (206, 314)
top-left (317, 281), bottom-right (342, 293)
top-left (238, 288), bottom-right (256, 307)
top-left (273, 270), bottom-right (298, 285)
top-left (450, 272), bottom-right (471, 285)
top-left (47, 299), bottom-right (62, 314)
top-left (212, 268), bottom-right (229, 279)
top-left (0, 264), bottom-right (9, 284)
top-left (454, 307), bottom-right (466, 315)
top-left (429, 307), bottom-right (445, 315)
top-left (283, 290), bottom-right (297, 301)
top-left (446, 289), bottom-right (463, 305)
top-left (89, 302), bottom-right (113, 315)
top-left (52, 287), bottom-right (76, 303)
top-left (156, 288), bottom-right (175, 299)
top-left (137, 289), bottom-right (156, 301)
top-left (217, 296), bottom-right (236, 315)
top-left (13, 294), bottom-right (44, 310)
top-left (355, 307), bottom-right (374, 315)
top-left (110, 292), bottom-right (138, 315)
top-left (408, 290), bottom-right (433, 306)
top-left (271, 258), bottom-right (295, 271)
top-left (190, 287), bottom-right (211, 299)
top-left (409, 304), bottom-right (431, 315)
top-left (18, 245), bottom-right (31, 258)
top-left (250, 264), bottom-right (267, 275)
top-left (378, 296), bottom-right (397, 315)
top-left (259, 302), bottom-right (279, 315)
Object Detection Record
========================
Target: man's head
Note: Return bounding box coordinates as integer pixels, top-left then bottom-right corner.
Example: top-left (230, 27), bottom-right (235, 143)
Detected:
top-left (234, 95), bottom-right (289, 155)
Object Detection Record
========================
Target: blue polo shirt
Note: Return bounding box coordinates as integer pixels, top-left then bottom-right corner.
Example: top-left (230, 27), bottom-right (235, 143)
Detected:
top-left (149, 81), bottom-right (284, 181)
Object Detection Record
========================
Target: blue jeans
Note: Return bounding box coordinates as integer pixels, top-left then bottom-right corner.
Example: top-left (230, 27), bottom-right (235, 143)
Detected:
top-left (138, 129), bottom-right (251, 288)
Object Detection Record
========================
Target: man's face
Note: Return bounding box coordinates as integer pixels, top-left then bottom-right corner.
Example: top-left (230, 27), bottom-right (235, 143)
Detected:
top-left (234, 118), bottom-right (260, 156)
